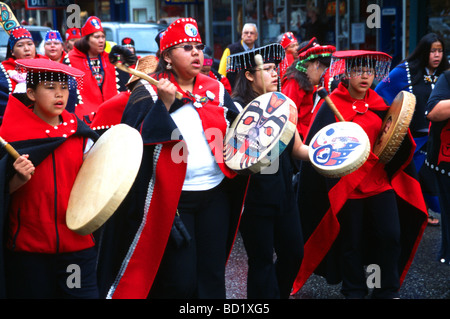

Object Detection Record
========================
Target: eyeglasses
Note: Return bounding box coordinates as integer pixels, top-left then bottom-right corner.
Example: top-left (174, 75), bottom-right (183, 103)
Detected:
top-left (171, 44), bottom-right (205, 52)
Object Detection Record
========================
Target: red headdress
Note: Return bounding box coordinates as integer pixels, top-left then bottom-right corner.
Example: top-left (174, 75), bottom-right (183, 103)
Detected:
top-left (159, 17), bottom-right (202, 52)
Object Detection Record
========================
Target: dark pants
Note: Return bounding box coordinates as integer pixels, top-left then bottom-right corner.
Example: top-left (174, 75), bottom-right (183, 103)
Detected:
top-left (5, 247), bottom-right (99, 299)
top-left (338, 190), bottom-right (401, 299)
top-left (239, 205), bottom-right (304, 299)
top-left (435, 172), bottom-right (450, 263)
top-left (148, 181), bottom-right (231, 299)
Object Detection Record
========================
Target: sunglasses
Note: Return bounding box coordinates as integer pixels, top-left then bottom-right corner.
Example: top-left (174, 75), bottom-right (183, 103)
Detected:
top-left (171, 44), bottom-right (205, 52)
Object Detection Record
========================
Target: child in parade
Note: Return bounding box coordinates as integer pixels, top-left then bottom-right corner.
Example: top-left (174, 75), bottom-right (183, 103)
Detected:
top-left (292, 50), bottom-right (428, 299)
top-left (0, 59), bottom-right (99, 298)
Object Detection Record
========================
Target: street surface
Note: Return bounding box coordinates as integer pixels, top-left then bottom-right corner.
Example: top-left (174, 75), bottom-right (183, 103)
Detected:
top-left (225, 224), bottom-right (450, 299)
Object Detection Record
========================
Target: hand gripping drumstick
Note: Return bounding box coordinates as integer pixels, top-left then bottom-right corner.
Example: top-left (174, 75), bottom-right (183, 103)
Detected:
top-left (317, 87), bottom-right (346, 122)
top-left (109, 45), bottom-right (183, 100)
top-left (0, 136), bottom-right (20, 160)
top-left (254, 54), bottom-right (266, 94)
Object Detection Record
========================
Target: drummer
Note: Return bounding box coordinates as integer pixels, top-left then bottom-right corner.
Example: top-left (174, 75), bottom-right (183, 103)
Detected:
top-left (228, 43), bottom-right (309, 298)
top-left (292, 50), bottom-right (428, 298)
top-left (0, 59), bottom-right (99, 298)
top-left (96, 17), bottom-right (247, 299)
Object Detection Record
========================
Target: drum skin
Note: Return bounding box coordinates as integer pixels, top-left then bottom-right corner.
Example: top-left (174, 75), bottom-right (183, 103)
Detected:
top-left (224, 92), bottom-right (297, 174)
top-left (373, 91), bottom-right (416, 164)
top-left (66, 124), bottom-right (143, 235)
top-left (309, 121), bottom-right (370, 178)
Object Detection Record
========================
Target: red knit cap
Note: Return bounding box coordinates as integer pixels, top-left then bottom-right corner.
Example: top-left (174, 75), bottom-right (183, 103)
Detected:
top-left (159, 17), bottom-right (202, 52)
top-left (280, 32), bottom-right (297, 49)
top-left (81, 16), bottom-right (103, 37)
top-left (65, 27), bottom-right (81, 41)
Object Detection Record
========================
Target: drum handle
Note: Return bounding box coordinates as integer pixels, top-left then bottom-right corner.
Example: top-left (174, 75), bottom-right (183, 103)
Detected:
top-left (114, 62), bottom-right (183, 100)
top-left (254, 54), bottom-right (266, 94)
top-left (317, 88), bottom-right (346, 122)
top-left (0, 136), bottom-right (20, 160)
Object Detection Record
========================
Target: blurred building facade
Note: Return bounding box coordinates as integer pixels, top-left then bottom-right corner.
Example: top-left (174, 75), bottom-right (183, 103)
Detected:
top-left (9, 0), bottom-right (450, 68)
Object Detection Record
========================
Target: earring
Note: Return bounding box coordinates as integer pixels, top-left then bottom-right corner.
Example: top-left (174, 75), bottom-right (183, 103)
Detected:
top-left (167, 63), bottom-right (172, 70)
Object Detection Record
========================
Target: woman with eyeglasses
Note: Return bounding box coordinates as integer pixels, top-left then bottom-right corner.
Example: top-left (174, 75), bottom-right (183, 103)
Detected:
top-left (96, 18), bottom-right (247, 299)
top-left (375, 33), bottom-right (450, 227)
top-left (64, 16), bottom-right (120, 123)
top-left (229, 44), bottom-right (309, 299)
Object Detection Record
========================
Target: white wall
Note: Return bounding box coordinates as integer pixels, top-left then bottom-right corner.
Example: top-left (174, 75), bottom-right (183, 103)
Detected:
top-left (129, 0), bottom-right (157, 22)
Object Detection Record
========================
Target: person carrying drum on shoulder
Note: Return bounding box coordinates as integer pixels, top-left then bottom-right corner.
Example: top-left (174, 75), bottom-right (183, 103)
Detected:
top-left (96, 17), bottom-right (247, 299)
top-left (0, 59), bottom-right (99, 298)
top-left (292, 50), bottom-right (428, 299)
top-left (228, 43), bottom-right (309, 298)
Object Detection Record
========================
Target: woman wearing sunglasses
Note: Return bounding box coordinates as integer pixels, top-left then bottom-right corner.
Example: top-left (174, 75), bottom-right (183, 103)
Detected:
top-left (96, 18), bottom-right (246, 299)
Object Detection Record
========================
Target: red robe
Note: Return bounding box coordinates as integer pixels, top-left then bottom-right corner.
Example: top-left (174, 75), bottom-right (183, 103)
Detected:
top-left (0, 95), bottom-right (96, 253)
top-left (96, 73), bottom-right (247, 299)
top-left (292, 83), bottom-right (428, 294)
top-left (65, 47), bottom-right (119, 121)
top-left (281, 78), bottom-right (314, 138)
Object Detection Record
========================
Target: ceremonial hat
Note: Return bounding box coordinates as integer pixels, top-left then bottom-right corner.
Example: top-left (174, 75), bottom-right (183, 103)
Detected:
top-left (329, 50), bottom-right (392, 81)
top-left (203, 46), bottom-right (213, 66)
top-left (121, 37), bottom-right (135, 48)
top-left (65, 27), bottom-right (81, 41)
top-left (295, 40), bottom-right (336, 72)
top-left (8, 26), bottom-right (33, 50)
top-left (226, 43), bottom-right (285, 73)
top-left (280, 32), bottom-right (297, 49)
top-left (45, 30), bottom-right (63, 43)
top-left (159, 17), bottom-right (202, 52)
top-left (15, 58), bottom-right (85, 89)
top-left (81, 16), bottom-right (103, 37)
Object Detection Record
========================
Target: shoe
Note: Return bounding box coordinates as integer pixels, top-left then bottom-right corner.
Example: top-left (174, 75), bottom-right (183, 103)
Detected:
top-left (428, 216), bottom-right (440, 226)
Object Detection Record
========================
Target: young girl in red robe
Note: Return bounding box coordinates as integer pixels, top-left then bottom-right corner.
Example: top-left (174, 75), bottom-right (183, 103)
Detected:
top-left (0, 59), bottom-right (99, 298)
top-left (293, 50), bottom-right (428, 299)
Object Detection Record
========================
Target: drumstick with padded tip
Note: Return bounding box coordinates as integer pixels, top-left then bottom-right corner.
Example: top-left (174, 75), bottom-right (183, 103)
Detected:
top-left (317, 87), bottom-right (346, 122)
top-left (0, 136), bottom-right (20, 160)
top-left (254, 54), bottom-right (266, 94)
top-left (109, 45), bottom-right (183, 100)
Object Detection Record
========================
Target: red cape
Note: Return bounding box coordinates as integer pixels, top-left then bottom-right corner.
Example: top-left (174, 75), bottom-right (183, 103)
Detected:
top-left (292, 84), bottom-right (428, 294)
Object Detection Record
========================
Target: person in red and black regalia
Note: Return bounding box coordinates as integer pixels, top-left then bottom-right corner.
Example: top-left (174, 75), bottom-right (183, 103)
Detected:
top-left (64, 16), bottom-right (120, 124)
top-left (0, 59), bottom-right (99, 298)
top-left (96, 17), bottom-right (248, 299)
top-left (292, 50), bottom-right (428, 299)
top-left (0, 26), bottom-right (47, 126)
top-left (282, 37), bottom-right (335, 140)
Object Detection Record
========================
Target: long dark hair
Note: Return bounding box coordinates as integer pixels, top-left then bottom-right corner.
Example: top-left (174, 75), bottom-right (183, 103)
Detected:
top-left (405, 33), bottom-right (450, 85)
top-left (231, 68), bottom-right (261, 106)
top-left (152, 48), bottom-right (177, 82)
top-left (281, 62), bottom-right (314, 93)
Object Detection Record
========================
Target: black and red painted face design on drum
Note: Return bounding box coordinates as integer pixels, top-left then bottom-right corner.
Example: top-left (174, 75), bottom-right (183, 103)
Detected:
top-left (224, 93), bottom-right (288, 169)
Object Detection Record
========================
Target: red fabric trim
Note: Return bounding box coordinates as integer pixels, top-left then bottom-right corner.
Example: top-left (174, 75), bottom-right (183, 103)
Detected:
top-left (111, 142), bottom-right (187, 299)
top-left (292, 153), bottom-right (378, 294)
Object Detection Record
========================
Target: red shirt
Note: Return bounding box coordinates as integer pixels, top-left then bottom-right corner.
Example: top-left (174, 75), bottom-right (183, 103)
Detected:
top-left (0, 95), bottom-right (95, 253)
top-left (66, 47), bottom-right (119, 120)
top-left (329, 83), bottom-right (393, 199)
